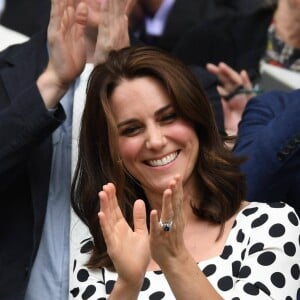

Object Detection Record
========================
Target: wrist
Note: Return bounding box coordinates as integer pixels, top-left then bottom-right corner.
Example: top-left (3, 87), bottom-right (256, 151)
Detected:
top-left (158, 247), bottom-right (191, 272)
top-left (110, 276), bottom-right (143, 300)
top-left (37, 69), bottom-right (70, 109)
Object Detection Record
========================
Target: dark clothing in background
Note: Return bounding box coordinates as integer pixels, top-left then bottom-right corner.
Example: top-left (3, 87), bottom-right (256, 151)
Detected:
top-left (0, 32), bottom-right (62, 300)
top-left (173, 8), bottom-right (274, 82)
top-left (134, 0), bottom-right (233, 52)
top-left (233, 90), bottom-right (300, 217)
top-left (0, 0), bottom-right (50, 36)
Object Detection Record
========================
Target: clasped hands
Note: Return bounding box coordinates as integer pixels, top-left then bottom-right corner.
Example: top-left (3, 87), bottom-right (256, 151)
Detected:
top-left (98, 175), bottom-right (186, 288)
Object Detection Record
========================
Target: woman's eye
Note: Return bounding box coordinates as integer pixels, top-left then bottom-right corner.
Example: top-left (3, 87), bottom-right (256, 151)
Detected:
top-left (120, 126), bottom-right (141, 136)
top-left (160, 112), bottom-right (177, 123)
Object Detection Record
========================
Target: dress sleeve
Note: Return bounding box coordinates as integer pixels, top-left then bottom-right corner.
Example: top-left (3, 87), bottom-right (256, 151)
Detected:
top-left (70, 237), bottom-right (108, 300)
top-left (230, 203), bottom-right (300, 299)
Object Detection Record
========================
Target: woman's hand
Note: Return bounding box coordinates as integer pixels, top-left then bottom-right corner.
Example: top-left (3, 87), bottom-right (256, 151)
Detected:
top-left (37, 0), bottom-right (88, 108)
top-left (94, 0), bottom-right (134, 64)
top-left (98, 183), bottom-right (150, 289)
top-left (149, 175), bottom-right (189, 269)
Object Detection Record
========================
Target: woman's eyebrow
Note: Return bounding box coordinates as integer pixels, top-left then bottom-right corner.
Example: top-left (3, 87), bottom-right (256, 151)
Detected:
top-left (154, 104), bottom-right (173, 117)
top-left (117, 104), bottom-right (173, 128)
top-left (117, 118), bottom-right (137, 129)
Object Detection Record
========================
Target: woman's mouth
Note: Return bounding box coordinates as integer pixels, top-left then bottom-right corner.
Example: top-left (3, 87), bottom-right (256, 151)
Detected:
top-left (146, 151), bottom-right (179, 167)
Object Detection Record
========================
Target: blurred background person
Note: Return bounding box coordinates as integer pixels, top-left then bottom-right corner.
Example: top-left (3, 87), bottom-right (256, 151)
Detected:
top-left (173, 3), bottom-right (277, 84)
top-left (129, 0), bottom-right (232, 52)
top-left (263, 0), bottom-right (300, 71)
top-left (206, 62), bottom-right (300, 217)
top-left (0, 0), bottom-right (134, 299)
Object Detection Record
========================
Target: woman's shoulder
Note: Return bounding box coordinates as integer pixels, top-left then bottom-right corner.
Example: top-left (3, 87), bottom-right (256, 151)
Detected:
top-left (239, 201), bottom-right (299, 221)
top-left (235, 201), bottom-right (300, 239)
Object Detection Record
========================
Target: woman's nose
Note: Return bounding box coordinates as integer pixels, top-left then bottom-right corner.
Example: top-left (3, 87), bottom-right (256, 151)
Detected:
top-left (145, 125), bottom-right (166, 150)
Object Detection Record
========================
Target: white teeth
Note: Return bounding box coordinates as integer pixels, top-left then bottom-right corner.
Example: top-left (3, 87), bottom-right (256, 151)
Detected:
top-left (148, 152), bottom-right (178, 167)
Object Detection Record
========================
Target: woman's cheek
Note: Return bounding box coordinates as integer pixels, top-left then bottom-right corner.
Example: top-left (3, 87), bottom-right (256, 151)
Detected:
top-left (118, 137), bottom-right (142, 162)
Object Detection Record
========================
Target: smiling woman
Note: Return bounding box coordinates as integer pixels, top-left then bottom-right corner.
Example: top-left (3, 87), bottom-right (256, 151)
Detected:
top-left (70, 46), bottom-right (300, 299)
top-left (110, 76), bottom-right (199, 195)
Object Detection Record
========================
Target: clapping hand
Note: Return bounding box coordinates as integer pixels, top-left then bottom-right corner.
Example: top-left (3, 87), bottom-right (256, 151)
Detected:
top-left (47, 0), bottom-right (88, 89)
top-left (98, 183), bottom-right (150, 289)
top-left (94, 0), bottom-right (134, 64)
top-left (149, 175), bottom-right (188, 269)
top-left (38, 0), bottom-right (88, 108)
top-left (98, 175), bottom-right (188, 295)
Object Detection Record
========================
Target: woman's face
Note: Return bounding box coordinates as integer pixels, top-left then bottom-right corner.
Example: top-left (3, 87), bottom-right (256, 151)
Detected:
top-left (110, 76), bottom-right (199, 194)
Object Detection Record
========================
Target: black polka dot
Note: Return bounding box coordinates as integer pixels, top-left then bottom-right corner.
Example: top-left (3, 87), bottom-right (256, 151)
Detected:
top-left (220, 245), bottom-right (233, 259)
top-left (70, 287), bottom-right (79, 297)
top-left (154, 270), bottom-right (163, 275)
top-left (202, 264), bottom-right (216, 277)
top-left (255, 281), bottom-right (271, 296)
top-left (269, 223), bottom-right (285, 238)
top-left (217, 276), bottom-right (233, 291)
top-left (257, 251), bottom-right (276, 266)
top-left (268, 202), bottom-right (285, 209)
top-left (232, 261), bottom-right (241, 277)
top-left (243, 207), bottom-right (258, 216)
top-left (141, 277), bottom-right (150, 291)
top-left (73, 259), bottom-right (77, 272)
top-left (232, 298), bottom-right (240, 300)
top-left (232, 220), bottom-right (237, 229)
top-left (241, 248), bottom-right (246, 260)
top-left (80, 240), bottom-right (94, 253)
top-left (236, 229), bottom-right (245, 243)
top-left (251, 214), bottom-right (268, 228)
top-left (286, 297), bottom-right (293, 300)
top-left (149, 291), bottom-right (165, 299)
top-left (291, 264), bottom-right (300, 280)
top-left (249, 242), bottom-right (264, 255)
top-left (239, 266), bottom-right (251, 278)
top-left (271, 272), bottom-right (286, 288)
top-left (82, 285), bottom-right (96, 300)
top-left (77, 269), bottom-right (89, 282)
top-left (243, 283), bottom-right (259, 295)
top-left (284, 242), bottom-right (296, 256)
top-left (288, 211), bottom-right (299, 226)
top-left (80, 237), bottom-right (92, 244)
top-left (106, 280), bottom-right (116, 294)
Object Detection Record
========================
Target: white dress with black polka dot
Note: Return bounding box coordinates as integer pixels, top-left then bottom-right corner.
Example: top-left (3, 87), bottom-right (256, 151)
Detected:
top-left (70, 202), bottom-right (300, 299)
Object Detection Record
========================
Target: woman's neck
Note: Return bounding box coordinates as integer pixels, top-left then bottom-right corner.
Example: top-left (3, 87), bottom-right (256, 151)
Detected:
top-left (274, 1), bottom-right (300, 49)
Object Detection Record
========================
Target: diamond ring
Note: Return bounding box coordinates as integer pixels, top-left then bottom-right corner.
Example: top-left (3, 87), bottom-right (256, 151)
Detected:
top-left (159, 219), bottom-right (173, 232)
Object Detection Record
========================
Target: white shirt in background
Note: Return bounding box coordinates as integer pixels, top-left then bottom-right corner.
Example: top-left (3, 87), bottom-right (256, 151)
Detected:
top-left (0, 0), bottom-right (29, 51)
top-left (0, 25), bottom-right (29, 51)
top-left (145, 0), bottom-right (175, 36)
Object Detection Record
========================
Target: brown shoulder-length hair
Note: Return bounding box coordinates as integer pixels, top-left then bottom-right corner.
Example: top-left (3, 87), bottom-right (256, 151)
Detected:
top-left (71, 46), bottom-right (246, 270)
